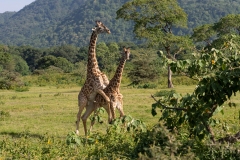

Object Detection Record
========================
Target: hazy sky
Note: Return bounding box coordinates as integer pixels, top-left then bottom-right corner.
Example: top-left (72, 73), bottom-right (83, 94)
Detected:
top-left (0, 0), bottom-right (35, 13)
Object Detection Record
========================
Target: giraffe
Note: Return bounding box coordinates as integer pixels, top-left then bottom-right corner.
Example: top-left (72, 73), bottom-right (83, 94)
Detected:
top-left (76, 21), bottom-right (112, 135)
top-left (84, 47), bottom-right (131, 132)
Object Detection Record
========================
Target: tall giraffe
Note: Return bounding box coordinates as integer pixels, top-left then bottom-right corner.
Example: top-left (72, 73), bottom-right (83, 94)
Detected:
top-left (82, 47), bottom-right (130, 132)
top-left (76, 21), bottom-right (112, 135)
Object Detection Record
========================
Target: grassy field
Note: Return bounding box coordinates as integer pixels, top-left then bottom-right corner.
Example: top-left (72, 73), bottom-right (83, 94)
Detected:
top-left (0, 85), bottom-right (239, 158)
top-left (0, 84), bottom-right (162, 138)
top-left (1, 85), bottom-right (239, 137)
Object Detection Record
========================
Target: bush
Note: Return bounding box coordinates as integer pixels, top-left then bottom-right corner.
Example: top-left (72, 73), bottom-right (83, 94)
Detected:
top-left (137, 83), bottom-right (158, 89)
top-left (184, 140), bottom-right (240, 160)
top-left (0, 70), bottom-right (25, 89)
top-left (154, 90), bottom-right (176, 97)
top-left (14, 86), bottom-right (29, 92)
top-left (134, 123), bottom-right (195, 159)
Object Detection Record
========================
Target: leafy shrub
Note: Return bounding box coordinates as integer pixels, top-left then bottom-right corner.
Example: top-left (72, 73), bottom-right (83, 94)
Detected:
top-left (128, 55), bottom-right (161, 85)
top-left (0, 70), bottom-right (25, 89)
top-left (193, 141), bottom-right (240, 160)
top-left (154, 89), bottom-right (176, 97)
top-left (134, 123), bottom-right (195, 159)
top-left (14, 86), bottom-right (29, 92)
top-left (24, 72), bottom-right (85, 87)
top-left (66, 115), bottom-right (146, 159)
top-left (137, 83), bottom-right (158, 89)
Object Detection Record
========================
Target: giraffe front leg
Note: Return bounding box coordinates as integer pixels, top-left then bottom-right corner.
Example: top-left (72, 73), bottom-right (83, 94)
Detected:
top-left (89, 102), bottom-right (100, 132)
top-left (110, 95), bottom-right (116, 120)
top-left (76, 95), bottom-right (87, 135)
top-left (76, 106), bottom-right (84, 135)
top-left (117, 95), bottom-right (125, 118)
top-left (81, 101), bottom-right (95, 136)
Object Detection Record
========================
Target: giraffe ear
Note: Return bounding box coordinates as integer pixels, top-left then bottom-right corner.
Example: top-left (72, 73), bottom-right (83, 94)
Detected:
top-left (92, 27), bottom-right (97, 31)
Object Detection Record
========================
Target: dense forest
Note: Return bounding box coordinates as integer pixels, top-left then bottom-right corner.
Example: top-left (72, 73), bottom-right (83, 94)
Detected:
top-left (0, 0), bottom-right (240, 47)
top-left (0, 12), bottom-right (15, 25)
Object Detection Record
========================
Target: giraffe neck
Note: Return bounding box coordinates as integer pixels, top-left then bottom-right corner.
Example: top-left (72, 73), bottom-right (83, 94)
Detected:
top-left (87, 31), bottom-right (100, 76)
top-left (108, 58), bottom-right (126, 90)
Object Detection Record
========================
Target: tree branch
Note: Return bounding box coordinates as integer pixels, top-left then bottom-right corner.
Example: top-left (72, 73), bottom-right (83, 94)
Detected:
top-left (173, 47), bottom-right (183, 59)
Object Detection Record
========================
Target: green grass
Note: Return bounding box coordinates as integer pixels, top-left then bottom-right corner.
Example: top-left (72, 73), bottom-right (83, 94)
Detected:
top-left (0, 85), bottom-right (239, 136)
top-left (0, 85), bottom-right (239, 158)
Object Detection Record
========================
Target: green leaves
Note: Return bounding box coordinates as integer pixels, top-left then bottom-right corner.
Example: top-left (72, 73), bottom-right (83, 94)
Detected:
top-left (152, 37), bottom-right (240, 141)
top-left (117, 0), bottom-right (188, 48)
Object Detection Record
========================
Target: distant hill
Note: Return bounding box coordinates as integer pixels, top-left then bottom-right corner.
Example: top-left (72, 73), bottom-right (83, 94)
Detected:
top-left (0, 0), bottom-right (240, 48)
top-left (0, 12), bottom-right (15, 24)
top-left (0, 0), bottom-right (85, 46)
top-left (178, 0), bottom-right (240, 34)
top-left (34, 0), bottom-right (133, 47)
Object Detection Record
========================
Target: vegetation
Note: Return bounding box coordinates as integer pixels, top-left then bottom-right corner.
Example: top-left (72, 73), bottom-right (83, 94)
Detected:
top-left (1, 0), bottom-right (240, 47)
top-left (0, 0), bottom-right (240, 159)
top-left (0, 11), bottom-right (15, 24)
top-left (0, 85), bottom-right (239, 159)
top-left (117, 0), bottom-right (193, 88)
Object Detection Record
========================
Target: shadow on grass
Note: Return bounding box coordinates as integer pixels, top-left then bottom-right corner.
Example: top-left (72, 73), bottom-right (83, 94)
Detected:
top-left (0, 131), bottom-right (44, 139)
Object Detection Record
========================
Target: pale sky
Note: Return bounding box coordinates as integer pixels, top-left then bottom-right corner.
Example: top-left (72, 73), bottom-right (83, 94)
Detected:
top-left (0, 0), bottom-right (35, 13)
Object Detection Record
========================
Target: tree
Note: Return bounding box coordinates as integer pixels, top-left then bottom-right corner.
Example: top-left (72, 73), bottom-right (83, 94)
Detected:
top-left (0, 45), bottom-right (17, 72)
top-left (117, 0), bottom-right (192, 88)
top-left (214, 14), bottom-right (240, 36)
top-left (12, 55), bottom-right (30, 75)
top-left (55, 57), bottom-right (74, 73)
top-left (191, 24), bottom-right (216, 47)
top-left (18, 46), bottom-right (44, 72)
top-left (152, 37), bottom-right (240, 143)
top-left (192, 14), bottom-right (240, 49)
top-left (36, 55), bottom-right (73, 73)
top-left (96, 42), bottom-right (121, 75)
top-left (0, 45), bottom-right (25, 89)
top-left (36, 55), bottom-right (57, 70)
top-left (51, 45), bottom-right (80, 63)
top-left (128, 52), bottom-right (160, 85)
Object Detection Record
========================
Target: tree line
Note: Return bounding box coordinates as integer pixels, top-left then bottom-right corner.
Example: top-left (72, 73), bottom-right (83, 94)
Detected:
top-left (0, 42), bottom-right (165, 89)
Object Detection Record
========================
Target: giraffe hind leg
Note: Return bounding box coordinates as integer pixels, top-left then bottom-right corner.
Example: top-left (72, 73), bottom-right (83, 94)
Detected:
top-left (89, 103), bottom-right (100, 132)
top-left (95, 89), bottom-right (112, 123)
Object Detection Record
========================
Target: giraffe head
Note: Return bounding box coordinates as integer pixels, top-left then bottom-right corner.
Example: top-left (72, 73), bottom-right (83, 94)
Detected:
top-left (92, 21), bottom-right (111, 34)
top-left (122, 47), bottom-right (130, 60)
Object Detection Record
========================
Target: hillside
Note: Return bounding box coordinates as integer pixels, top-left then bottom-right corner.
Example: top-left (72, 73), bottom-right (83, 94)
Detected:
top-left (0, 0), bottom-right (85, 46)
top-left (0, 0), bottom-right (240, 47)
top-left (178, 0), bottom-right (240, 34)
top-left (31, 0), bottom-right (133, 47)
top-left (0, 12), bottom-right (16, 25)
